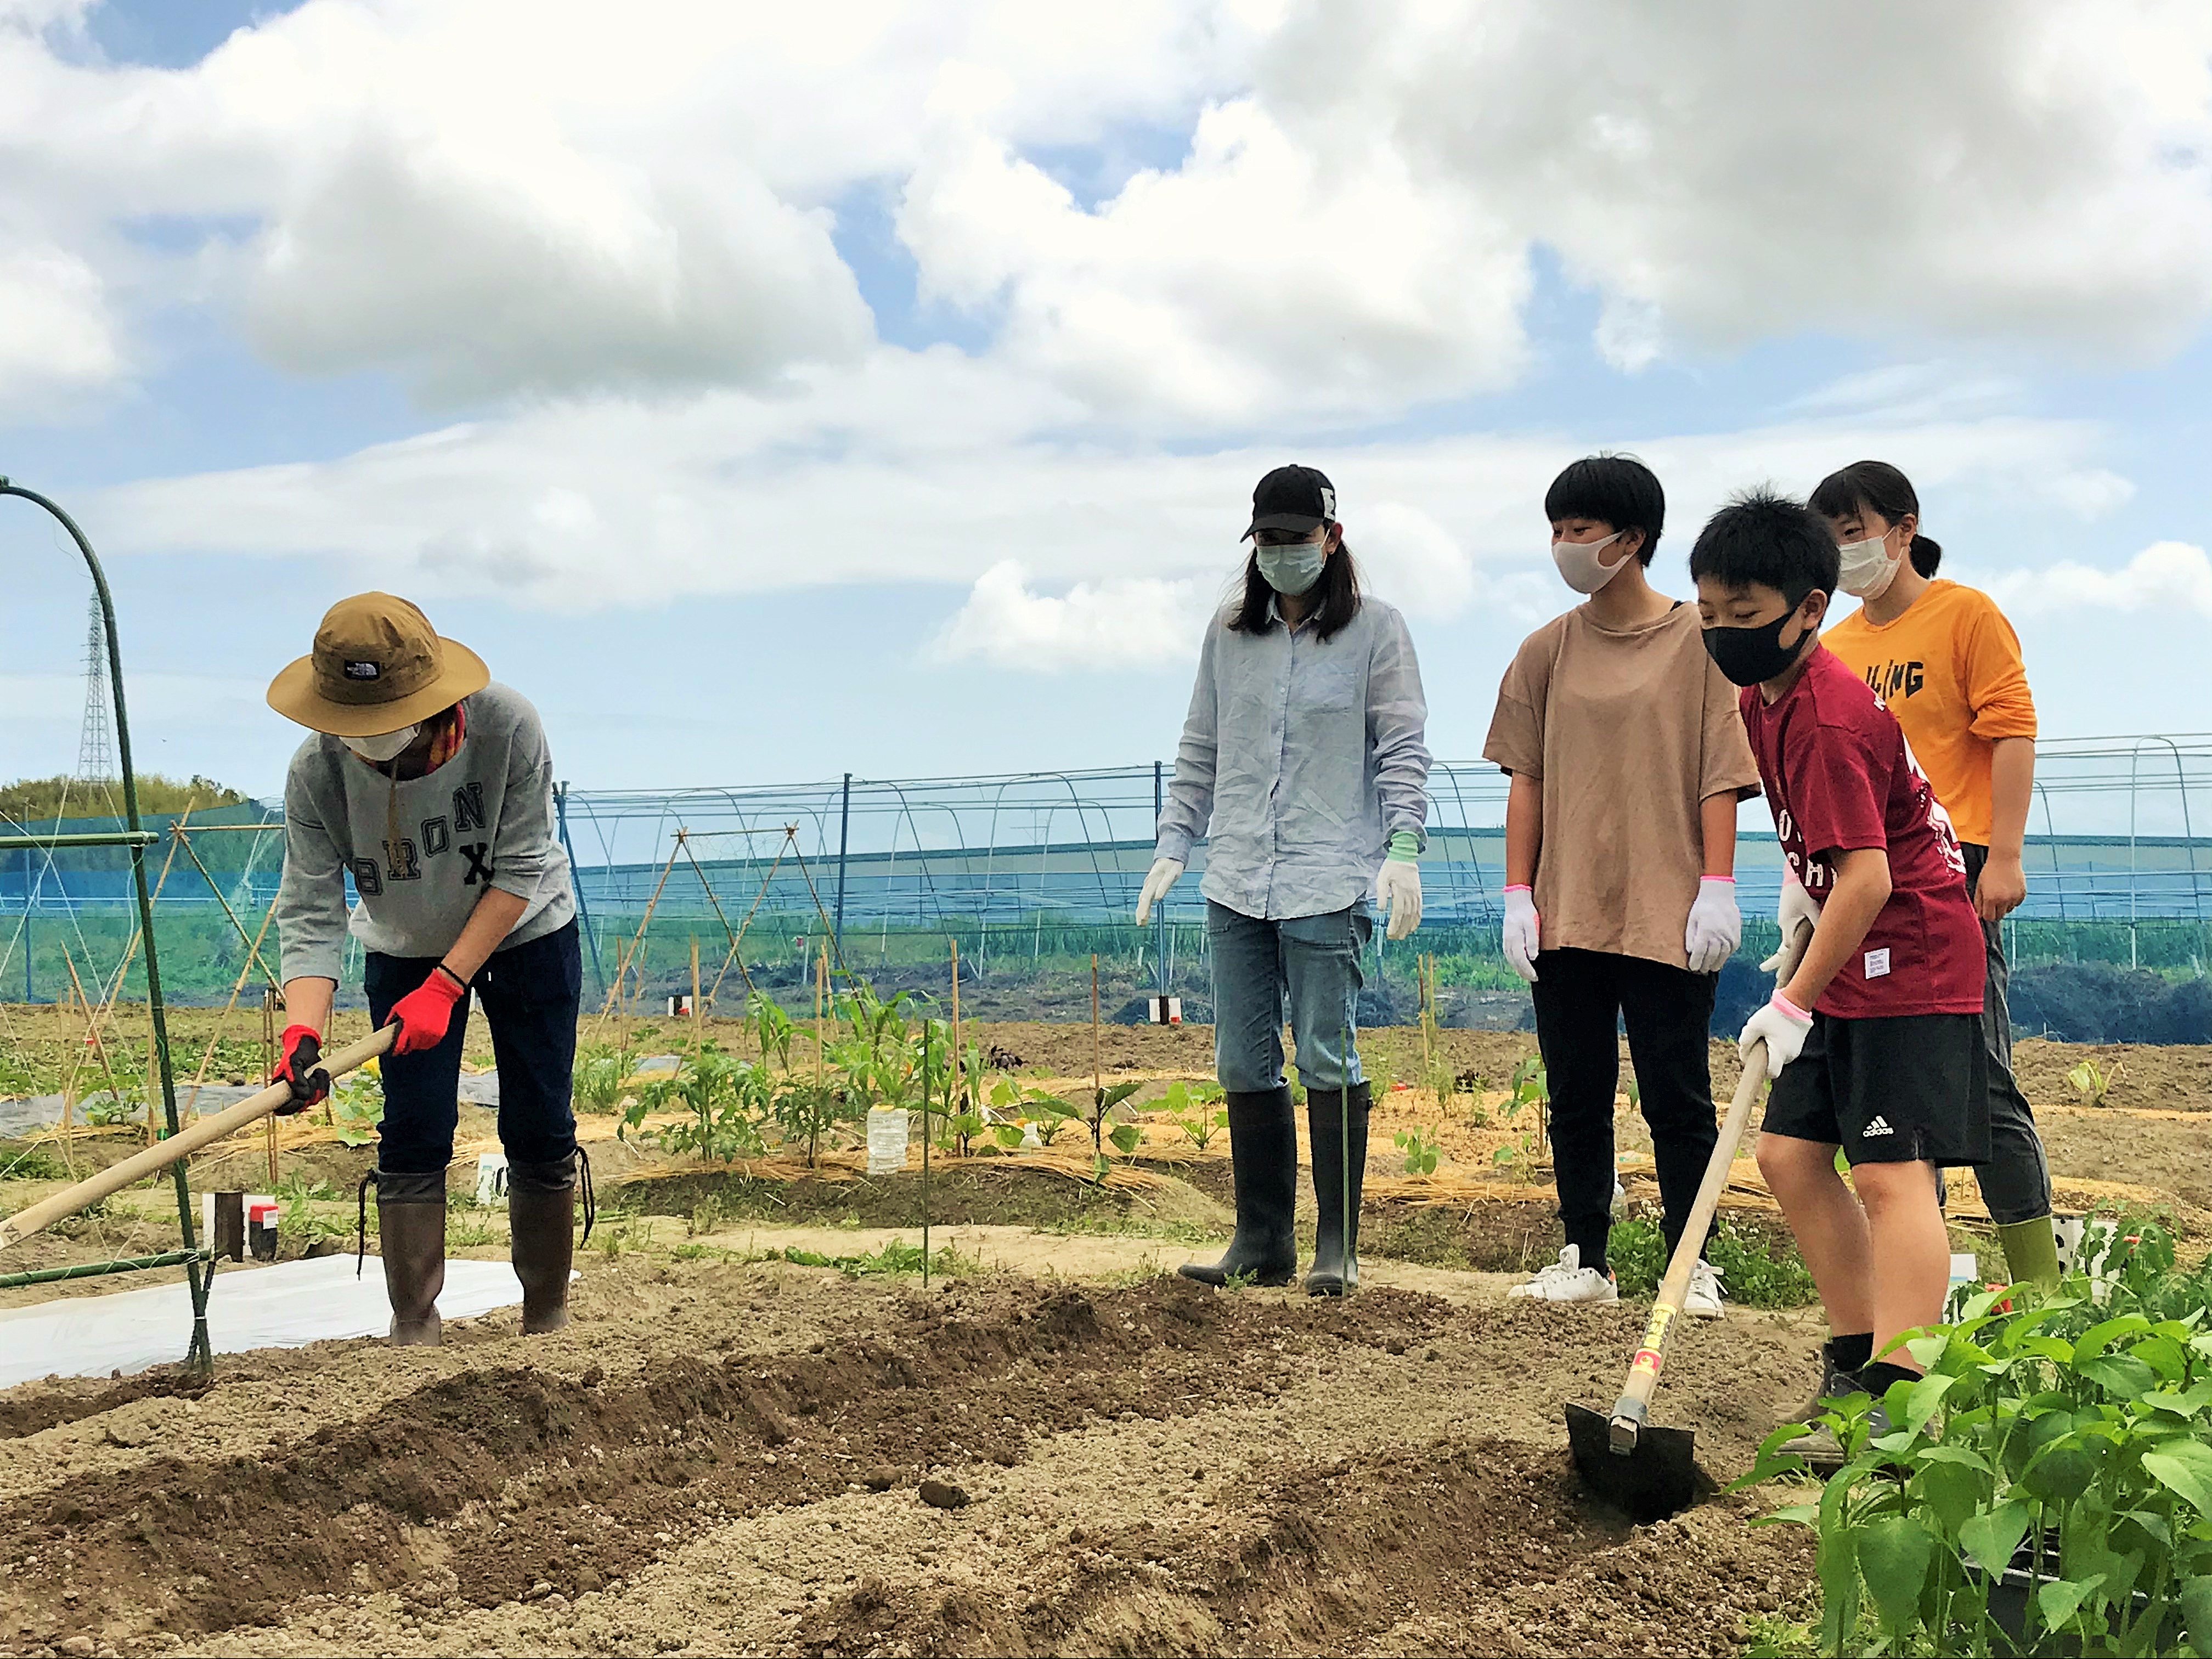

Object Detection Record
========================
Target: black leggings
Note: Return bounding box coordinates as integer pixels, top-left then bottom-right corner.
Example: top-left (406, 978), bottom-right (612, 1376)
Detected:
top-left (1530, 948), bottom-right (1718, 1273)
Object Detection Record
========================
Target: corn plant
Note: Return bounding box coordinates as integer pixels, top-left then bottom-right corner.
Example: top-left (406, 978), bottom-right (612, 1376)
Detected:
top-left (748, 989), bottom-right (797, 1073)
top-left (1737, 1222), bottom-right (2212, 1656)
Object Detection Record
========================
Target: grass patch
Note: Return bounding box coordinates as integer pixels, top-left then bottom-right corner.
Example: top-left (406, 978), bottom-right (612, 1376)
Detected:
top-left (1607, 1215), bottom-right (1818, 1308)
top-left (770, 1238), bottom-right (982, 1278)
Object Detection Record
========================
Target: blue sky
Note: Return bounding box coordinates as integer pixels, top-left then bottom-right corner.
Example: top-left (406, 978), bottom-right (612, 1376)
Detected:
top-left (4, 1), bottom-right (2211, 806)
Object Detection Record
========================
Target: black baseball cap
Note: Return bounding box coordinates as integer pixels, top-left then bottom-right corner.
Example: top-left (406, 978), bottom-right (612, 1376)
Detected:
top-left (1243, 464), bottom-right (1338, 539)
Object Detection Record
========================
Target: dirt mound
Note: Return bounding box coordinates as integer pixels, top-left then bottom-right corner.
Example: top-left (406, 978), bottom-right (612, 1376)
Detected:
top-left (0, 1265), bottom-right (1816, 1657)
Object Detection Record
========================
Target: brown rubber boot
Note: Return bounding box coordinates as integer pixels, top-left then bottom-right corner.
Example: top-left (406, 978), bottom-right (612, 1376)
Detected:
top-left (508, 1151), bottom-right (586, 1334)
top-left (374, 1168), bottom-right (447, 1346)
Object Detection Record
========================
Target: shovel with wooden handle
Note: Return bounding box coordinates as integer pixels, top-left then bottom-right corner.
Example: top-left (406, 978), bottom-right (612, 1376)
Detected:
top-left (0, 1025), bottom-right (396, 1253)
top-left (1566, 1033), bottom-right (1775, 1524)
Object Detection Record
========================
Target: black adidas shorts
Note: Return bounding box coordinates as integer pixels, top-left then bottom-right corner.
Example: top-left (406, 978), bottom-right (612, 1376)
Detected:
top-left (1760, 1010), bottom-right (1990, 1167)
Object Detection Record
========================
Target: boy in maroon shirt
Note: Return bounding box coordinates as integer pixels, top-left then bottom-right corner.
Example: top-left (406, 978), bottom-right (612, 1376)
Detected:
top-left (1690, 488), bottom-right (1988, 1420)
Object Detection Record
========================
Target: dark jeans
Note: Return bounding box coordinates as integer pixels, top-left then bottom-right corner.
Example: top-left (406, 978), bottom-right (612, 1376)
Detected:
top-left (1530, 948), bottom-right (1718, 1273)
top-left (1960, 843), bottom-right (2053, 1224)
top-left (365, 920), bottom-right (582, 1177)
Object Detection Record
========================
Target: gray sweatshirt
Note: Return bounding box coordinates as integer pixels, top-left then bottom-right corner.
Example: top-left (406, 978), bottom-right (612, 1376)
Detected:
top-left (276, 682), bottom-right (575, 984)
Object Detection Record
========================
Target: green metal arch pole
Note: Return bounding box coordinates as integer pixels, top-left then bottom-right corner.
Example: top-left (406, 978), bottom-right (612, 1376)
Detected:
top-left (0, 478), bottom-right (211, 1369)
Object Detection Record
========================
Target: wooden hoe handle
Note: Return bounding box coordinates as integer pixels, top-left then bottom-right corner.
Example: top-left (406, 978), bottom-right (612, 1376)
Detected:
top-left (1607, 1035), bottom-right (1773, 1453)
top-left (0, 1025), bottom-right (397, 1254)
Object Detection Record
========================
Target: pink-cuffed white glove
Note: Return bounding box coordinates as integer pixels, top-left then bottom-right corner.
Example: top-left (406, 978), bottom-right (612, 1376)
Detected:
top-left (1502, 885), bottom-right (1540, 983)
top-left (1764, 871), bottom-right (1822, 981)
top-left (1739, 992), bottom-right (1813, 1073)
top-left (1684, 876), bottom-right (1741, 974)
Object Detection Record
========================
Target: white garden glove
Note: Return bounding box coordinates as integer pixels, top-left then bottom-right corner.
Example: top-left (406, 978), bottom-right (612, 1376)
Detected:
top-left (1378, 831), bottom-right (1423, 941)
top-left (1738, 992), bottom-right (1813, 1074)
top-left (1763, 871), bottom-right (1822, 982)
top-left (1502, 885), bottom-right (1541, 983)
top-left (1134, 855), bottom-right (1183, 927)
top-left (1683, 876), bottom-right (1741, 974)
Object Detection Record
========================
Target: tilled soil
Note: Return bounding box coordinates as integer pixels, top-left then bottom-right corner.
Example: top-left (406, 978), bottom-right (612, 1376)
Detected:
top-left (0, 1261), bottom-right (1817, 1658)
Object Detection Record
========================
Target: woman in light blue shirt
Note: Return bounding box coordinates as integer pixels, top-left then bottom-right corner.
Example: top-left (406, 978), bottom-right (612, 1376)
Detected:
top-left (1137, 465), bottom-right (1431, 1296)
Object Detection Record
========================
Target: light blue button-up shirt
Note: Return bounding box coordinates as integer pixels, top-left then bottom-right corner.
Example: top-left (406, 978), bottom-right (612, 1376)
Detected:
top-left (1156, 595), bottom-right (1431, 921)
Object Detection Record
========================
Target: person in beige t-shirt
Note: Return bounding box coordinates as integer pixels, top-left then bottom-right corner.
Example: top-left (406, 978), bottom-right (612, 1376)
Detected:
top-left (1483, 455), bottom-right (1762, 1313)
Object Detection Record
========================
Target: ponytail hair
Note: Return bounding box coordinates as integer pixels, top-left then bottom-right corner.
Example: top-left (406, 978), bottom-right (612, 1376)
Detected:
top-left (1809, 459), bottom-right (1940, 576)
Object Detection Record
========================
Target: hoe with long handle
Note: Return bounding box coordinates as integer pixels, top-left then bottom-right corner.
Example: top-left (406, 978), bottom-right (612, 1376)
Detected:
top-left (1566, 1032), bottom-right (1776, 1523)
top-left (0, 1027), bottom-right (397, 1254)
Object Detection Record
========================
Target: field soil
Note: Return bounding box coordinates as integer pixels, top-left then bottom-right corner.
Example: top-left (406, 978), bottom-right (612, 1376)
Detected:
top-left (0, 1251), bottom-right (1818, 1659)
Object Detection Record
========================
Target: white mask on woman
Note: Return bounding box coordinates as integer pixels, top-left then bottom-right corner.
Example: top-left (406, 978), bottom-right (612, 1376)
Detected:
top-left (1550, 528), bottom-right (1631, 595)
top-left (341, 724), bottom-right (421, 763)
top-left (1836, 529), bottom-right (1902, 599)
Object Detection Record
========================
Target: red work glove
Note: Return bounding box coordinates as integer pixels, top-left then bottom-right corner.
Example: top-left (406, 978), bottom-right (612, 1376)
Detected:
top-left (271, 1024), bottom-right (330, 1114)
top-left (386, 964), bottom-right (467, 1055)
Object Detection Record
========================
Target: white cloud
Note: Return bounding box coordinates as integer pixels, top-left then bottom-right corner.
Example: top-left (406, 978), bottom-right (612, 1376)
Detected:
top-left (931, 560), bottom-right (1212, 668)
top-left (1355, 503), bottom-right (1476, 620)
top-left (0, 246), bottom-right (120, 412)
top-left (1985, 541), bottom-right (2212, 616)
top-left (1, 1), bottom-right (2208, 424)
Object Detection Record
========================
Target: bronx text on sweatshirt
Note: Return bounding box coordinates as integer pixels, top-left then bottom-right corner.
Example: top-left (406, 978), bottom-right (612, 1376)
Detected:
top-left (275, 681), bottom-right (575, 985)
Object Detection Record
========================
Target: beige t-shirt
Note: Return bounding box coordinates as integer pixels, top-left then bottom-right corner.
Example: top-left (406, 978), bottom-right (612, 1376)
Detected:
top-left (1483, 602), bottom-right (1761, 968)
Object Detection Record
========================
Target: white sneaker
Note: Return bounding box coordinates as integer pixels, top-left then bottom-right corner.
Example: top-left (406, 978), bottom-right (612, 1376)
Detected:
top-left (1685, 1258), bottom-right (1726, 1320)
top-left (1508, 1245), bottom-right (1619, 1304)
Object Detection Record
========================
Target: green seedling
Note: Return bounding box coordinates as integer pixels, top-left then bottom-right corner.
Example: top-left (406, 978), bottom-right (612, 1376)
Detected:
top-left (1084, 1079), bottom-right (1144, 1183)
top-left (1158, 1080), bottom-right (1229, 1152)
top-left (2067, 1057), bottom-right (2121, 1108)
top-left (1394, 1126), bottom-right (1441, 1177)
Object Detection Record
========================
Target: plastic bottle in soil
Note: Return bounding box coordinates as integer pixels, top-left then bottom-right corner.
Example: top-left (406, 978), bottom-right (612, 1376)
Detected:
top-left (867, 1108), bottom-right (911, 1175)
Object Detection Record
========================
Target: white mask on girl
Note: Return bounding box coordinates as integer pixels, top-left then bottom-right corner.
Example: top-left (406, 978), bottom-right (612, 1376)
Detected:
top-left (1836, 529), bottom-right (1903, 599)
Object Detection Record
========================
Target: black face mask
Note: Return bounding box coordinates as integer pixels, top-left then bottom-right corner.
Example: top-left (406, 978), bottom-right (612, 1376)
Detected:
top-left (1702, 609), bottom-right (1810, 687)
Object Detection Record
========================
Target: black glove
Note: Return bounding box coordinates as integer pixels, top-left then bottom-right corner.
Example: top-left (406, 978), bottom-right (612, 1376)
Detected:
top-left (272, 1024), bottom-right (330, 1115)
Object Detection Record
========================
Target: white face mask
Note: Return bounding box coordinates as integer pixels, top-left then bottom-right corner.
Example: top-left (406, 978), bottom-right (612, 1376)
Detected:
top-left (341, 723), bottom-right (421, 762)
top-left (1836, 530), bottom-right (1902, 599)
top-left (1256, 535), bottom-right (1327, 596)
top-left (1550, 528), bottom-right (1632, 595)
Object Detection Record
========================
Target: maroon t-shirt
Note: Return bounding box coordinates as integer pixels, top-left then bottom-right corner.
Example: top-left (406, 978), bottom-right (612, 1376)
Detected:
top-left (1741, 645), bottom-right (1984, 1019)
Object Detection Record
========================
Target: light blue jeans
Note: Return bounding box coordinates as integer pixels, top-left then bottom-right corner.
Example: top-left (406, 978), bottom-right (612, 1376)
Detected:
top-left (1207, 900), bottom-right (1370, 1092)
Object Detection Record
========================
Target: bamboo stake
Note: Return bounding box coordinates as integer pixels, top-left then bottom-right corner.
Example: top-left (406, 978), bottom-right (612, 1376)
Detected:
top-left (950, 936), bottom-right (961, 1120)
top-left (921, 1005), bottom-right (932, 1291)
top-left (690, 937), bottom-right (703, 1054)
top-left (1090, 953), bottom-right (1102, 1165)
top-left (178, 888), bottom-right (282, 1124)
top-left (173, 822), bottom-right (281, 989)
top-left (594, 830), bottom-right (683, 1027)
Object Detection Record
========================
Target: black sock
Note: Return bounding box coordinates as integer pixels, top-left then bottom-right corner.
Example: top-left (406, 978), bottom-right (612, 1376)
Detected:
top-left (1827, 1331), bottom-right (1874, 1371)
top-left (1855, 1360), bottom-right (1920, 1397)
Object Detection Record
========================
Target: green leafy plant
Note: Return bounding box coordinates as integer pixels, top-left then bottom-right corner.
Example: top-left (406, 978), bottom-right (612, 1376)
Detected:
top-left (1083, 1079), bottom-right (1144, 1183)
top-left (0, 1144), bottom-right (70, 1182)
top-left (2068, 1057), bottom-right (2121, 1108)
top-left (1736, 1222), bottom-right (2212, 1656)
top-left (748, 989), bottom-right (797, 1073)
top-left (1394, 1126), bottom-right (1442, 1176)
top-left (329, 1067), bottom-right (383, 1148)
top-left (1606, 1217), bottom-right (1816, 1308)
top-left (572, 1040), bottom-right (629, 1114)
top-left (623, 1042), bottom-right (768, 1162)
top-left (986, 1075), bottom-right (1077, 1149)
top-left (1159, 1080), bottom-right (1228, 1152)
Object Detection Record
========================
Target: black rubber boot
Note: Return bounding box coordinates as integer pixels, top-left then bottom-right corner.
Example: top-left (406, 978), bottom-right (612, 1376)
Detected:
top-left (1179, 1087), bottom-right (1297, 1288)
top-left (373, 1168), bottom-right (447, 1347)
top-left (1304, 1082), bottom-right (1370, 1297)
top-left (507, 1150), bottom-right (592, 1334)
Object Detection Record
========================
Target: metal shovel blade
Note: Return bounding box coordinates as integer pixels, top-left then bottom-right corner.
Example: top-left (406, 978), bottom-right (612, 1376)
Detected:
top-left (1564, 1404), bottom-right (1713, 1525)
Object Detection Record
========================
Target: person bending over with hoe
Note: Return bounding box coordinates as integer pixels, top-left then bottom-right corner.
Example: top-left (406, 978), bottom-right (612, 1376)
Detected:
top-left (1813, 460), bottom-right (2058, 1291)
top-left (267, 594), bottom-right (586, 1345)
top-left (1138, 464), bottom-right (1431, 1297)
top-left (1691, 490), bottom-right (1988, 1434)
top-left (1486, 454), bottom-right (1762, 1317)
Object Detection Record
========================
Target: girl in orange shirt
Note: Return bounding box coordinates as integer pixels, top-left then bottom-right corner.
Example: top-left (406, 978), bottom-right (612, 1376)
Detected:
top-left (1812, 460), bottom-right (2059, 1289)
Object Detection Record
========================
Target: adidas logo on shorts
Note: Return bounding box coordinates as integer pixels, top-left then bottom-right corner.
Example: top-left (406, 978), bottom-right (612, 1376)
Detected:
top-left (1863, 1115), bottom-right (1895, 1137)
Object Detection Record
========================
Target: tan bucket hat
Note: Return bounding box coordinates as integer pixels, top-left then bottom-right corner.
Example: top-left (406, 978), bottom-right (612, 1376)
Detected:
top-left (266, 593), bottom-right (490, 737)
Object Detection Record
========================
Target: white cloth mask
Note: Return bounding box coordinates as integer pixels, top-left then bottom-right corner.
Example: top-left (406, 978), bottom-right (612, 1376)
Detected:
top-left (1550, 528), bottom-right (1632, 595)
top-left (1836, 532), bottom-right (1902, 599)
top-left (341, 723), bottom-right (421, 762)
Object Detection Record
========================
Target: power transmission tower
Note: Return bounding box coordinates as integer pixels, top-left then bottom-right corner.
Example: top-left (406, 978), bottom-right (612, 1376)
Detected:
top-left (76, 593), bottom-right (116, 786)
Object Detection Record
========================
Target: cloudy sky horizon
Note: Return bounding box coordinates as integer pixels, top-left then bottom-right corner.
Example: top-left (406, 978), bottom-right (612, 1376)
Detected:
top-left (4, 0), bottom-right (2211, 800)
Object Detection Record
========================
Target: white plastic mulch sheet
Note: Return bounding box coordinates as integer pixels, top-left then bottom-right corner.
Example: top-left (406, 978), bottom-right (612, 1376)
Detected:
top-left (0, 1255), bottom-right (529, 1389)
